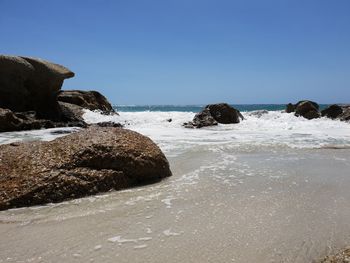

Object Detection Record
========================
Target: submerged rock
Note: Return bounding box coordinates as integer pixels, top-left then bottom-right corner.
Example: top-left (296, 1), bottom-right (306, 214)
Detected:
top-left (0, 127), bottom-right (171, 210)
top-left (58, 90), bottom-right (115, 114)
top-left (248, 110), bottom-right (269, 118)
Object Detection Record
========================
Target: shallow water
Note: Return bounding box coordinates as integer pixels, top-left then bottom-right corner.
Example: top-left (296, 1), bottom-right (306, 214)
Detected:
top-left (1, 110), bottom-right (350, 262)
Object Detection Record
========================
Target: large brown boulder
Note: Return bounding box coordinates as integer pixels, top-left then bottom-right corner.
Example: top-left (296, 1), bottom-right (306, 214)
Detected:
top-left (0, 127), bottom-right (171, 210)
top-left (58, 90), bottom-right (115, 114)
top-left (0, 55), bottom-right (74, 120)
top-left (206, 103), bottom-right (243, 124)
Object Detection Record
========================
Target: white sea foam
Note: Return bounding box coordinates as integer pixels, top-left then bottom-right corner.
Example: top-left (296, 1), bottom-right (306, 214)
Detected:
top-left (82, 110), bottom-right (350, 153)
top-left (1, 110), bottom-right (349, 153)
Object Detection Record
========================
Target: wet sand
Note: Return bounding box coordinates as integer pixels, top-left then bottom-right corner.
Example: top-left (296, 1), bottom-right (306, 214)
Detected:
top-left (1, 146), bottom-right (350, 263)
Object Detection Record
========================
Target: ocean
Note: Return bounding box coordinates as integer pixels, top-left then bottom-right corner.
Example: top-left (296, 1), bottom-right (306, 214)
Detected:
top-left (1, 105), bottom-right (350, 263)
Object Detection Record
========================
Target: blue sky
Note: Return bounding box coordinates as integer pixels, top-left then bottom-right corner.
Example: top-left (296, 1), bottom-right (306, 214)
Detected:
top-left (1, 0), bottom-right (350, 105)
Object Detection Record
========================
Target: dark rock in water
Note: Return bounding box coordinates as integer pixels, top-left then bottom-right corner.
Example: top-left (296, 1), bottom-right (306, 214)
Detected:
top-left (183, 108), bottom-right (218, 128)
top-left (321, 104), bottom-right (343, 119)
top-left (166, 118), bottom-right (172, 122)
top-left (95, 122), bottom-right (124, 128)
top-left (0, 127), bottom-right (172, 210)
top-left (58, 90), bottom-right (116, 115)
top-left (295, 101), bottom-right (320, 120)
top-left (286, 103), bottom-right (295, 113)
top-left (206, 103), bottom-right (243, 124)
top-left (0, 55), bottom-right (74, 120)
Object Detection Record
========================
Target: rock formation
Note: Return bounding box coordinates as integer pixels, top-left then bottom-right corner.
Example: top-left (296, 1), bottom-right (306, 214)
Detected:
top-left (0, 55), bottom-right (74, 120)
top-left (0, 126), bottom-right (171, 210)
top-left (0, 55), bottom-right (116, 132)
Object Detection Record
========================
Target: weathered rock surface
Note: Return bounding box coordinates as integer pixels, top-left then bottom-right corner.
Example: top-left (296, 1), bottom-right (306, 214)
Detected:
top-left (206, 103), bottom-right (243, 124)
top-left (0, 55), bottom-right (74, 120)
top-left (183, 103), bottom-right (243, 128)
top-left (58, 90), bottom-right (115, 114)
top-left (0, 127), bottom-right (171, 210)
top-left (319, 246), bottom-right (350, 263)
top-left (321, 104), bottom-right (343, 119)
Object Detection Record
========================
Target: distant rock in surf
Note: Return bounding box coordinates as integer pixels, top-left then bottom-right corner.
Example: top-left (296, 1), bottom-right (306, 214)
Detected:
top-left (285, 100), bottom-right (320, 120)
top-left (0, 126), bottom-right (171, 210)
top-left (184, 103), bottom-right (243, 128)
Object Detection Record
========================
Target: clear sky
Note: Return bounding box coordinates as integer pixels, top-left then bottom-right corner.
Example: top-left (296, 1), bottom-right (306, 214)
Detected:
top-left (1, 0), bottom-right (350, 105)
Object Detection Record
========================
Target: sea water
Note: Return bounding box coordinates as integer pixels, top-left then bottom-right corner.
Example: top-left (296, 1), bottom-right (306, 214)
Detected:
top-left (0, 105), bottom-right (350, 263)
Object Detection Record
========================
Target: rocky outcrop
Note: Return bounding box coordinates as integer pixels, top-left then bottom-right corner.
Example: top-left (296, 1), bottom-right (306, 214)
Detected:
top-left (321, 104), bottom-right (343, 119)
top-left (0, 55), bottom-right (118, 132)
top-left (184, 103), bottom-right (243, 128)
top-left (0, 55), bottom-right (74, 120)
top-left (58, 90), bottom-right (115, 114)
top-left (0, 127), bottom-right (171, 210)
top-left (286, 100), bottom-right (320, 120)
